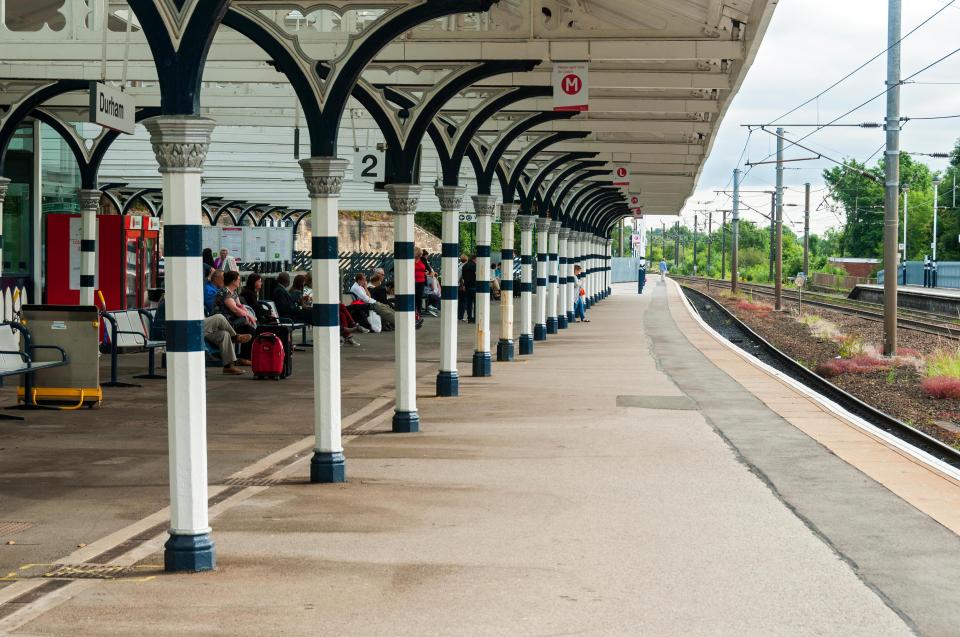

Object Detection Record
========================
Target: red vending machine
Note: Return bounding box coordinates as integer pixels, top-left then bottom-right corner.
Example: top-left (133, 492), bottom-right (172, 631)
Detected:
top-left (46, 214), bottom-right (161, 310)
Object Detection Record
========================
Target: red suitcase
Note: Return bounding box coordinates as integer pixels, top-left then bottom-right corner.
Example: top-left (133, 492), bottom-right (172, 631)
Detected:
top-left (251, 332), bottom-right (286, 380)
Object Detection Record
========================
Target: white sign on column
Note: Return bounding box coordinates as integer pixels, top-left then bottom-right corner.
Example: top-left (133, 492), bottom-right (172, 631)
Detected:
top-left (553, 61), bottom-right (589, 112)
top-left (613, 165), bottom-right (630, 187)
top-left (353, 147), bottom-right (385, 183)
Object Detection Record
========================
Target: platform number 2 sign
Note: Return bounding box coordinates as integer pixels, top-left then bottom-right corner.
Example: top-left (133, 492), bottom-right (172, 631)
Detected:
top-left (353, 148), bottom-right (385, 183)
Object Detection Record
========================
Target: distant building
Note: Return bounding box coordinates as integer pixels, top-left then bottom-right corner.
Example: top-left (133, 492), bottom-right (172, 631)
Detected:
top-left (828, 257), bottom-right (880, 278)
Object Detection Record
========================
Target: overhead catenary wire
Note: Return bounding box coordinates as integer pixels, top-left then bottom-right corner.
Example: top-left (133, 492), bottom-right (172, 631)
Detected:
top-left (769, 0), bottom-right (957, 125)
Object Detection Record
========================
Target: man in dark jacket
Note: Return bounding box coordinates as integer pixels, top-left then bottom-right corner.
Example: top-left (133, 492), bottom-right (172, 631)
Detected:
top-left (459, 253), bottom-right (477, 323)
top-left (272, 272), bottom-right (310, 322)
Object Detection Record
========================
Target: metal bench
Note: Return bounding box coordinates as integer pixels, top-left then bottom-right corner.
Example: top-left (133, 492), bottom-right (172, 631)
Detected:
top-left (261, 301), bottom-right (310, 348)
top-left (0, 321), bottom-right (68, 419)
top-left (101, 309), bottom-right (166, 386)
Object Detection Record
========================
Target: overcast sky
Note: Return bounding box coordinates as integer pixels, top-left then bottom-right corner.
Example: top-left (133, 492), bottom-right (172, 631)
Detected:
top-left (678, 0), bottom-right (960, 236)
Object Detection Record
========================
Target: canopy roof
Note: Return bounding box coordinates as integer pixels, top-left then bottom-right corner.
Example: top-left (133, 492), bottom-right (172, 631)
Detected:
top-left (0, 0), bottom-right (776, 219)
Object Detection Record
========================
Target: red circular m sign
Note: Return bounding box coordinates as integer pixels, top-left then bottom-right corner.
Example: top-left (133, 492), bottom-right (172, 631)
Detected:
top-left (561, 74), bottom-right (582, 95)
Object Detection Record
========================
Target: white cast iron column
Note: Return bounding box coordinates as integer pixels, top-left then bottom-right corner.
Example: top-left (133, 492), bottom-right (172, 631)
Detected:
top-left (518, 215), bottom-right (536, 355)
top-left (387, 184), bottom-right (421, 432)
top-left (546, 220), bottom-right (560, 334)
top-left (496, 203), bottom-right (518, 361)
top-left (78, 189), bottom-right (100, 306)
top-left (300, 157), bottom-right (349, 482)
top-left (472, 194), bottom-right (495, 377)
top-left (435, 185), bottom-right (465, 396)
top-left (534, 217), bottom-right (550, 341)
top-left (144, 116), bottom-right (216, 572)
top-left (557, 226), bottom-right (571, 328)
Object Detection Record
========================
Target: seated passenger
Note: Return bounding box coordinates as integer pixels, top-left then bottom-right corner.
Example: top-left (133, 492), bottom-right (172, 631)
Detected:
top-left (205, 313), bottom-right (252, 374)
top-left (290, 274), bottom-right (309, 307)
top-left (216, 271), bottom-right (257, 359)
top-left (272, 272), bottom-right (310, 323)
top-left (339, 304), bottom-right (363, 346)
top-left (353, 273), bottom-right (395, 331)
top-left (240, 273), bottom-right (273, 323)
top-left (204, 269), bottom-right (224, 316)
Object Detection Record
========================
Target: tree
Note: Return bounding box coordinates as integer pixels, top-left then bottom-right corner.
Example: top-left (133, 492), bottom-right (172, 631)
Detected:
top-left (822, 154), bottom-right (934, 259)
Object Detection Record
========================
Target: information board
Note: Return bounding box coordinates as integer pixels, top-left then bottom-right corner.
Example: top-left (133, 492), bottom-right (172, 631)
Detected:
top-left (219, 227), bottom-right (244, 259)
top-left (242, 227), bottom-right (270, 263)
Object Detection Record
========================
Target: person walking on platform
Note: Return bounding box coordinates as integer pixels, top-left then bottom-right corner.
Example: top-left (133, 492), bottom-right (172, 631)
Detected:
top-left (638, 259), bottom-right (647, 294)
top-left (658, 258), bottom-right (668, 282)
top-left (460, 253), bottom-right (477, 323)
top-left (574, 265), bottom-right (589, 323)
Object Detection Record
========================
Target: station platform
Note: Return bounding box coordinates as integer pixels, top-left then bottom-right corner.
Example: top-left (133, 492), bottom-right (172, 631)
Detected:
top-left (851, 282), bottom-right (960, 314)
top-left (2, 280), bottom-right (960, 635)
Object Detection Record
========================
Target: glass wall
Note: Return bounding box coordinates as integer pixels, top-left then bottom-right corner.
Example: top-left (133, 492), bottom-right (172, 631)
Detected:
top-left (41, 123), bottom-right (81, 213)
top-left (3, 124), bottom-right (34, 281)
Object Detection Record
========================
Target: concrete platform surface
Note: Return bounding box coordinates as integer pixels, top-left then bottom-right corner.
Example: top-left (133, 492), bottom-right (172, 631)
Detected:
top-left (3, 280), bottom-right (957, 635)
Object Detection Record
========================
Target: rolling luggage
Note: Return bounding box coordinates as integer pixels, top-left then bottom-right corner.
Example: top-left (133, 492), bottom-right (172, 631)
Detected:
top-left (254, 324), bottom-right (293, 379)
top-left (251, 332), bottom-right (285, 380)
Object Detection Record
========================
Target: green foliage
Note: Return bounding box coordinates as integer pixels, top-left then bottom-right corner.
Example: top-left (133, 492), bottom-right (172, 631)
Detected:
top-left (822, 153), bottom-right (937, 260)
top-left (838, 334), bottom-right (865, 359)
top-left (925, 348), bottom-right (960, 379)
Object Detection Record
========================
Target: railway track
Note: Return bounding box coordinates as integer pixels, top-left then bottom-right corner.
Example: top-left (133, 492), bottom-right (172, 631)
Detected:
top-left (679, 284), bottom-right (960, 469)
top-left (672, 275), bottom-right (960, 339)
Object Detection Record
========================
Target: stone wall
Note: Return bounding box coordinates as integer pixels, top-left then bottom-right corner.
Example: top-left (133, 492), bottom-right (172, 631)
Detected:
top-left (294, 213), bottom-right (441, 254)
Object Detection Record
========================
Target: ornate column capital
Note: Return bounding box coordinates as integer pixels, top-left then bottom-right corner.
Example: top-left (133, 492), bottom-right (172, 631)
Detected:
top-left (549, 220), bottom-right (562, 235)
top-left (434, 185), bottom-right (466, 212)
top-left (472, 194), bottom-right (497, 218)
top-left (535, 217), bottom-right (551, 232)
top-left (499, 203), bottom-right (519, 223)
top-left (517, 215), bottom-right (537, 232)
top-left (78, 189), bottom-right (102, 213)
top-left (143, 116), bottom-right (215, 174)
top-left (300, 157), bottom-right (349, 198)
top-left (559, 227), bottom-right (572, 240)
top-left (385, 183), bottom-right (422, 215)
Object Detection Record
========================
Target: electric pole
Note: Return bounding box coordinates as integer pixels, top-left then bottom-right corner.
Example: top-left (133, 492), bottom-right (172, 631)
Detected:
top-left (803, 182), bottom-right (810, 277)
top-left (731, 168), bottom-right (741, 293)
top-left (693, 214), bottom-right (698, 275)
top-left (774, 127), bottom-right (784, 311)
top-left (707, 210), bottom-right (713, 277)
top-left (768, 191), bottom-right (776, 282)
top-left (881, 0), bottom-right (901, 356)
top-left (674, 221), bottom-right (680, 267)
top-left (721, 210), bottom-right (728, 280)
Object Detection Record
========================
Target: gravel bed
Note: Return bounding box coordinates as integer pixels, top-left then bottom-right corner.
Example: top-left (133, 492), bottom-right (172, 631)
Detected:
top-left (686, 281), bottom-right (960, 448)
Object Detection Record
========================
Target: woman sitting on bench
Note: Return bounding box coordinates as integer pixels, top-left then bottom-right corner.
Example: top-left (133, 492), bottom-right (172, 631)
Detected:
top-left (216, 271), bottom-right (257, 359)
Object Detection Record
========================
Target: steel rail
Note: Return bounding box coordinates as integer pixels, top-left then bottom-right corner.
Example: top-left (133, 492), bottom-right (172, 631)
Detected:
top-left (679, 283), bottom-right (960, 468)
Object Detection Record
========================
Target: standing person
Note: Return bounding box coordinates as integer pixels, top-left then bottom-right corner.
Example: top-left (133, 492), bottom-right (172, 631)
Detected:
top-left (202, 248), bottom-right (216, 269)
top-left (414, 248), bottom-right (428, 315)
top-left (637, 258), bottom-right (647, 294)
top-left (214, 248), bottom-right (238, 273)
top-left (574, 265), bottom-right (589, 323)
top-left (459, 253), bottom-right (477, 323)
top-left (658, 258), bottom-right (668, 281)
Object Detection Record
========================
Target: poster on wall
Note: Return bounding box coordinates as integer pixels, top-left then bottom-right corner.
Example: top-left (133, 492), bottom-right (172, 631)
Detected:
top-left (242, 227), bottom-right (270, 263)
top-left (202, 226), bottom-right (221, 254)
top-left (219, 227), bottom-right (243, 259)
top-left (267, 227), bottom-right (294, 262)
